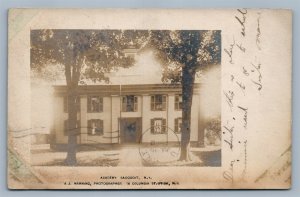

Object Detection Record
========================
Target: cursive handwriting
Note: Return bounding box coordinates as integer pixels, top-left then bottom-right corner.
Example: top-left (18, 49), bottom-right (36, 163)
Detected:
top-left (256, 13), bottom-right (262, 50)
top-left (241, 140), bottom-right (248, 179)
top-left (250, 62), bottom-right (262, 91)
top-left (224, 90), bottom-right (235, 111)
top-left (223, 125), bottom-right (234, 150)
top-left (236, 42), bottom-right (246, 52)
top-left (224, 9), bottom-right (264, 183)
top-left (235, 9), bottom-right (248, 37)
top-left (223, 160), bottom-right (236, 183)
top-left (224, 37), bottom-right (235, 64)
top-left (231, 75), bottom-right (235, 82)
top-left (242, 66), bottom-right (250, 76)
top-left (236, 81), bottom-right (246, 95)
top-left (238, 105), bottom-right (248, 129)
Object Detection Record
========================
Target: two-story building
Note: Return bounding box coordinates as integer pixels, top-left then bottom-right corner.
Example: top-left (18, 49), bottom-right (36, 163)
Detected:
top-left (51, 83), bottom-right (204, 147)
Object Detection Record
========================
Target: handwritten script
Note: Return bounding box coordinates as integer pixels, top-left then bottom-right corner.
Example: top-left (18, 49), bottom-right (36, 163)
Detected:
top-left (223, 9), bottom-right (263, 183)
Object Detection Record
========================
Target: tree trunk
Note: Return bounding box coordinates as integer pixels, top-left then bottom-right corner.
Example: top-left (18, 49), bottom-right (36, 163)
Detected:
top-left (64, 87), bottom-right (79, 166)
top-left (179, 66), bottom-right (196, 161)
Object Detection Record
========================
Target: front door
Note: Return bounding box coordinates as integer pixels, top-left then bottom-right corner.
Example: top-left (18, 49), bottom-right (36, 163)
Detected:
top-left (120, 118), bottom-right (142, 144)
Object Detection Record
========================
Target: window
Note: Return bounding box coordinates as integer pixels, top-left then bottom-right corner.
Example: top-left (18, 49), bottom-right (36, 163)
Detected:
top-left (175, 118), bottom-right (182, 133)
top-left (64, 119), bottom-right (80, 136)
top-left (122, 95), bottom-right (138, 112)
top-left (151, 95), bottom-right (167, 111)
top-left (64, 96), bottom-right (80, 113)
top-left (87, 119), bottom-right (104, 136)
top-left (87, 96), bottom-right (103, 113)
top-left (175, 94), bottom-right (183, 110)
top-left (151, 118), bottom-right (167, 134)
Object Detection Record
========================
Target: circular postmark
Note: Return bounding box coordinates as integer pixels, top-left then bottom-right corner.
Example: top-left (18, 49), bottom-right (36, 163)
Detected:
top-left (138, 125), bottom-right (180, 166)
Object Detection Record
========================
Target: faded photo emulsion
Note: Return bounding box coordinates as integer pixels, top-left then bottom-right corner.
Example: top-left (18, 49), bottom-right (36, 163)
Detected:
top-left (30, 29), bottom-right (221, 168)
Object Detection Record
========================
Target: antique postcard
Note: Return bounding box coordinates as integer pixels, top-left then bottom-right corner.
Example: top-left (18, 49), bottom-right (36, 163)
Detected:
top-left (7, 9), bottom-right (292, 189)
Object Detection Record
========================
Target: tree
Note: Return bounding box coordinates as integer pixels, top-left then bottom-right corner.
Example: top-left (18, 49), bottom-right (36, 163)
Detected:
top-left (148, 30), bottom-right (221, 161)
top-left (31, 29), bottom-right (148, 165)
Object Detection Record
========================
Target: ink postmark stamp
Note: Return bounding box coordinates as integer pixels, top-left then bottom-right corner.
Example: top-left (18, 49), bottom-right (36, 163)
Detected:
top-left (138, 126), bottom-right (181, 166)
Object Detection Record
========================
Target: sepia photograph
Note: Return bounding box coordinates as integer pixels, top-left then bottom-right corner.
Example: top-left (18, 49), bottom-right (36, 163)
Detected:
top-left (30, 29), bottom-right (221, 167)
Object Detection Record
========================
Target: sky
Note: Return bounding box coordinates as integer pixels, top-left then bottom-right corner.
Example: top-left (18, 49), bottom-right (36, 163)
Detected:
top-left (198, 65), bottom-right (221, 119)
top-left (106, 50), bottom-right (164, 85)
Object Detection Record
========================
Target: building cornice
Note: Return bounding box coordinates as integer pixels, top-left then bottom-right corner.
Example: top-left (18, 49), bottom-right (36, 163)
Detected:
top-left (53, 83), bottom-right (201, 96)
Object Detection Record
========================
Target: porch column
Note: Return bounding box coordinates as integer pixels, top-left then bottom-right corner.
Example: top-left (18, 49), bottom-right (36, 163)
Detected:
top-left (141, 94), bottom-right (150, 143)
top-left (111, 95), bottom-right (121, 144)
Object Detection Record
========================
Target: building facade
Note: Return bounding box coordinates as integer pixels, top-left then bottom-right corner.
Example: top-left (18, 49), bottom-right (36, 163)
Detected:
top-left (52, 83), bottom-right (204, 147)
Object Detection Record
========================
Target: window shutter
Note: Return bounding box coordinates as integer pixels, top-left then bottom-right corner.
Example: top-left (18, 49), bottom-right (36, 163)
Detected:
top-left (122, 96), bottom-right (126, 112)
top-left (134, 103), bottom-right (137, 112)
top-left (175, 118), bottom-right (178, 133)
top-left (178, 95), bottom-right (182, 110)
top-left (151, 95), bottom-right (154, 102)
top-left (162, 119), bottom-right (167, 133)
top-left (163, 95), bottom-right (167, 110)
top-left (151, 119), bottom-right (154, 134)
top-left (100, 97), bottom-right (103, 112)
top-left (100, 119), bottom-right (104, 135)
top-left (162, 102), bottom-right (166, 111)
top-left (179, 119), bottom-right (182, 133)
top-left (87, 96), bottom-right (91, 113)
top-left (134, 96), bottom-right (138, 112)
top-left (151, 96), bottom-right (154, 111)
top-left (87, 120), bottom-right (91, 135)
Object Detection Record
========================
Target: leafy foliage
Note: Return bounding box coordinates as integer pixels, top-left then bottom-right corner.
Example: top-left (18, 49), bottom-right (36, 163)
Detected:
top-left (205, 117), bottom-right (221, 145)
top-left (148, 30), bottom-right (221, 83)
top-left (31, 30), bottom-right (220, 85)
top-left (206, 117), bottom-right (221, 133)
top-left (31, 29), bottom-right (149, 84)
